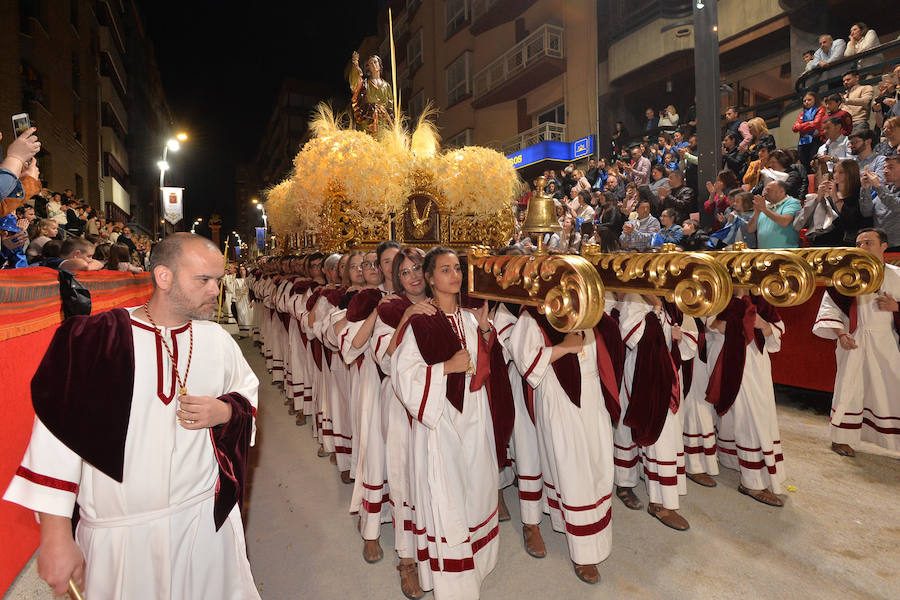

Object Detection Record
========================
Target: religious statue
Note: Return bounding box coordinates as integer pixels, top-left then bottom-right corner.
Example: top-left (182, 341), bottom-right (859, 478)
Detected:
top-left (349, 51), bottom-right (394, 135)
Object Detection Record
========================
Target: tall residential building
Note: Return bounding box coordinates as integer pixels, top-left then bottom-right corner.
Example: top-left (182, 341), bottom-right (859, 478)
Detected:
top-left (366, 0), bottom-right (599, 181)
top-left (366, 0), bottom-right (898, 180)
top-left (0, 0), bottom-right (172, 234)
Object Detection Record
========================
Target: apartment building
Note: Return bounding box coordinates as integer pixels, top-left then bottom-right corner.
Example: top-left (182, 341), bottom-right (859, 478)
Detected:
top-left (0, 0), bottom-right (172, 234)
top-left (365, 0), bottom-right (898, 179)
top-left (365, 0), bottom-right (598, 180)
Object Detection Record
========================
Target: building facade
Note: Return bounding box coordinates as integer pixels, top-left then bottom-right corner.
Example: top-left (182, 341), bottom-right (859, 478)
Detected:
top-left (0, 0), bottom-right (172, 234)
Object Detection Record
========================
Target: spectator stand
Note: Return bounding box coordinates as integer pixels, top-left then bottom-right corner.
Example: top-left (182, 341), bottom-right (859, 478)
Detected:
top-left (0, 267), bottom-right (152, 595)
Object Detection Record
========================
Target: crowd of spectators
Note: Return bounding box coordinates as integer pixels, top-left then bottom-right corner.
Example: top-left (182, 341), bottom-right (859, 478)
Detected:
top-left (514, 22), bottom-right (900, 256)
top-left (1, 126), bottom-right (153, 271)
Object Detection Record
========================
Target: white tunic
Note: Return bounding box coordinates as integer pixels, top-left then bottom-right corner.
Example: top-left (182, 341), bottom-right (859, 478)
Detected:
top-left (394, 311), bottom-right (499, 600)
top-left (680, 319), bottom-right (719, 476)
top-left (509, 311), bottom-right (614, 565)
top-left (706, 304), bottom-right (787, 493)
top-left (230, 277), bottom-right (252, 332)
top-left (813, 264), bottom-right (900, 450)
top-left (4, 310), bottom-right (260, 600)
top-left (614, 295), bottom-right (696, 510)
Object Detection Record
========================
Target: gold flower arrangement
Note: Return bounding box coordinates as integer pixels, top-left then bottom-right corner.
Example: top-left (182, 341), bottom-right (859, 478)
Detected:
top-left (264, 103), bottom-right (521, 251)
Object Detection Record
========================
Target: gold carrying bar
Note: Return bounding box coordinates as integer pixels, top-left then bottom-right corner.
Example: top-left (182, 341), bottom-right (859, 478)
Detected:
top-left (786, 246), bottom-right (885, 296)
top-left (581, 243), bottom-right (733, 317)
top-left (697, 244), bottom-right (817, 307)
top-left (467, 246), bottom-right (605, 332)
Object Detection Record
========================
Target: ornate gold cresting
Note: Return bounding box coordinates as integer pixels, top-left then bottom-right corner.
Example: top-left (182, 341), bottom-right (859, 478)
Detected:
top-left (318, 179), bottom-right (360, 253)
top-left (703, 243), bottom-right (817, 306)
top-left (787, 247), bottom-right (885, 296)
top-left (468, 246), bottom-right (605, 332)
top-left (580, 243), bottom-right (733, 316)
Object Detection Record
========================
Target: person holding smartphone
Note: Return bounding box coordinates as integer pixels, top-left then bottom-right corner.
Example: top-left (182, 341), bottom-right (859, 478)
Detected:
top-left (0, 126), bottom-right (41, 209)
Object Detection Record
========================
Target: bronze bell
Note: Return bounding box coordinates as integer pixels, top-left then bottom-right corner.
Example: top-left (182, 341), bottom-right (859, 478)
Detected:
top-left (521, 176), bottom-right (561, 255)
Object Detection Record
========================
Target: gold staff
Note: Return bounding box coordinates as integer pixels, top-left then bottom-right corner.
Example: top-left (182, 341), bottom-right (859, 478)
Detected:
top-left (68, 578), bottom-right (85, 600)
top-left (217, 238), bottom-right (229, 323)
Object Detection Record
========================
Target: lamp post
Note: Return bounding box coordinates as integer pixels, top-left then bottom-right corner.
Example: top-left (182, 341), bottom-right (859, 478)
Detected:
top-left (190, 217), bottom-right (203, 234)
top-left (158, 132), bottom-right (188, 237)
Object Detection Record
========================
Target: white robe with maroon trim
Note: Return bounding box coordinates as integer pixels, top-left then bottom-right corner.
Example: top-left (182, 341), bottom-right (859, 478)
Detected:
top-left (323, 306), bottom-right (353, 472)
top-left (394, 310), bottom-right (499, 600)
top-left (3, 310), bottom-right (260, 600)
top-left (294, 289), bottom-right (316, 418)
top-left (309, 296), bottom-right (337, 451)
top-left (680, 323), bottom-right (719, 476)
top-left (372, 315), bottom-right (417, 560)
top-left (249, 275), bottom-right (262, 342)
top-left (231, 277), bottom-right (252, 333)
top-left (706, 309), bottom-right (787, 493)
top-left (269, 280), bottom-right (290, 384)
top-left (493, 304), bottom-right (544, 526)
top-left (813, 264), bottom-right (900, 450)
top-left (287, 288), bottom-right (311, 413)
top-left (339, 313), bottom-right (392, 539)
top-left (509, 311), bottom-right (613, 565)
top-left (614, 295), bottom-right (696, 510)
top-left (258, 278), bottom-right (274, 369)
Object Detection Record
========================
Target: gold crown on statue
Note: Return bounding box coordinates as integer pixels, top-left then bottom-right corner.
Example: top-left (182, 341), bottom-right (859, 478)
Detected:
top-left (264, 104), bottom-right (522, 253)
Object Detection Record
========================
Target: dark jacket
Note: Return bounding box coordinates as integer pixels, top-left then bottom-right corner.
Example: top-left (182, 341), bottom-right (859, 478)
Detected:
top-left (722, 147), bottom-right (748, 179)
top-left (664, 186), bottom-right (697, 225)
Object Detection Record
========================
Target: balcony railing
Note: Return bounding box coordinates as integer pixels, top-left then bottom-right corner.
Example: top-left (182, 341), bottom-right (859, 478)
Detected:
top-left (502, 122), bottom-right (566, 155)
top-left (609, 0), bottom-right (692, 43)
top-left (473, 24), bottom-right (564, 101)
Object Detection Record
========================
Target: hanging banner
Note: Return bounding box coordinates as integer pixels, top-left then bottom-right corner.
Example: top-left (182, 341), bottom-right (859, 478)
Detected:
top-left (234, 245), bottom-right (241, 260)
top-left (255, 227), bottom-right (266, 252)
top-left (162, 187), bottom-right (184, 225)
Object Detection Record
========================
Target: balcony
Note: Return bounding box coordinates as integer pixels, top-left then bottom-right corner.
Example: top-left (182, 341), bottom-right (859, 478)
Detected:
top-left (99, 28), bottom-right (127, 98)
top-left (101, 78), bottom-right (128, 132)
top-left (95, 0), bottom-right (126, 55)
top-left (501, 122), bottom-right (566, 155)
top-left (471, 0), bottom-right (537, 35)
top-left (472, 24), bottom-right (565, 108)
top-left (101, 125), bottom-right (129, 172)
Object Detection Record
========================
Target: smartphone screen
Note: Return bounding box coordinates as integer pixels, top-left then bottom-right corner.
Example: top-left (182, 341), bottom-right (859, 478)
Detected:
top-left (12, 113), bottom-right (31, 137)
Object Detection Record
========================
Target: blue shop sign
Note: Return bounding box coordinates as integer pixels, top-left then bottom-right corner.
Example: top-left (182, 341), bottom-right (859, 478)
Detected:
top-left (506, 135), bottom-right (595, 169)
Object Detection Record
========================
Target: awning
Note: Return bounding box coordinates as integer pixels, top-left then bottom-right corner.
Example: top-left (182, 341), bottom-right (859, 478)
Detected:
top-left (506, 135), bottom-right (595, 170)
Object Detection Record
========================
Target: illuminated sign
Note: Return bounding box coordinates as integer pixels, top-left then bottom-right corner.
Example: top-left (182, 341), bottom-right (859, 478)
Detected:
top-left (505, 135), bottom-right (596, 169)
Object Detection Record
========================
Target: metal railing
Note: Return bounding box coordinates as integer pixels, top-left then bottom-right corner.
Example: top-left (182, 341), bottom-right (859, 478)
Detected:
top-left (473, 24), bottom-right (565, 100)
top-left (501, 122), bottom-right (566, 154)
top-left (795, 38), bottom-right (900, 94)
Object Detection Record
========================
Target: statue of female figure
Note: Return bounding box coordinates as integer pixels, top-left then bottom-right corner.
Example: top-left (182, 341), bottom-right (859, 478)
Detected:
top-left (349, 51), bottom-right (394, 135)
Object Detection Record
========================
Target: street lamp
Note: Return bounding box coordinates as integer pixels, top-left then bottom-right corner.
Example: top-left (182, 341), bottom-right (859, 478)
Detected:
top-left (158, 132), bottom-right (188, 237)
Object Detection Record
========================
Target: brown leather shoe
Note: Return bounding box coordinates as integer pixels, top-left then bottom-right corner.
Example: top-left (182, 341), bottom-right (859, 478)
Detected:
top-left (296, 413), bottom-right (307, 426)
top-left (573, 562), bottom-right (600, 584)
top-left (288, 407), bottom-right (298, 415)
top-left (738, 484), bottom-right (784, 507)
top-left (687, 472), bottom-right (717, 487)
top-left (398, 560), bottom-right (424, 599)
top-left (647, 503), bottom-right (689, 530)
top-left (523, 524), bottom-right (546, 558)
top-left (329, 453), bottom-right (337, 465)
top-left (283, 397), bottom-right (292, 406)
top-left (341, 470), bottom-right (353, 484)
top-left (362, 539), bottom-right (383, 563)
top-left (317, 445), bottom-right (329, 458)
top-left (498, 490), bottom-right (511, 522)
top-left (831, 442), bottom-right (856, 457)
top-left (616, 486), bottom-right (643, 511)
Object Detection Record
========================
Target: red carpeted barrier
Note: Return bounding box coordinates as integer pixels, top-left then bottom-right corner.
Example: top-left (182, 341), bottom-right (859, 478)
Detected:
top-left (0, 267), bottom-right (152, 594)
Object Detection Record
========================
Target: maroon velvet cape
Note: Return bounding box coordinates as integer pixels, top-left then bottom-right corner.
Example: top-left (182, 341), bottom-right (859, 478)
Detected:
top-left (31, 308), bottom-right (254, 531)
top-left (624, 312), bottom-right (680, 447)
top-left (347, 288), bottom-right (385, 322)
top-left (400, 305), bottom-right (515, 469)
top-left (705, 295), bottom-right (781, 417)
top-left (377, 295), bottom-right (413, 328)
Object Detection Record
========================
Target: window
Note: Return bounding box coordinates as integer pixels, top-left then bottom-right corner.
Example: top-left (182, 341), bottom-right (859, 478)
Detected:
top-left (70, 0), bottom-right (79, 30)
top-left (407, 29), bottom-right (423, 74)
top-left (445, 129), bottom-right (473, 149)
top-left (445, 0), bottom-right (468, 38)
top-left (21, 62), bottom-right (48, 110)
top-left (535, 102), bottom-right (565, 125)
top-left (73, 94), bottom-right (82, 142)
top-left (446, 52), bottom-right (472, 106)
top-left (408, 90), bottom-right (425, 122)
top-left (20, 0), bottom-right (49, 34)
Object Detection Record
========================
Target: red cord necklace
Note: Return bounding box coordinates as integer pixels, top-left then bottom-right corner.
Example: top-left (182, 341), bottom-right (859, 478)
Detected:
top-left (142, 302), bottom-right (194, 397)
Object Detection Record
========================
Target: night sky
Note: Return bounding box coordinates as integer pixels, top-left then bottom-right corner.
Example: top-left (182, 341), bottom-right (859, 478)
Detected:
top-left (138, 1), bottom-right (379, 237)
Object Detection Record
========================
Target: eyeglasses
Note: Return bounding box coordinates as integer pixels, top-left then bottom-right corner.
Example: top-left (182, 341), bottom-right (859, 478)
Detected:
top-left (361, 261), bottom-right (378, 270)
top-left (399, 264), bottom-right (422, 278)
